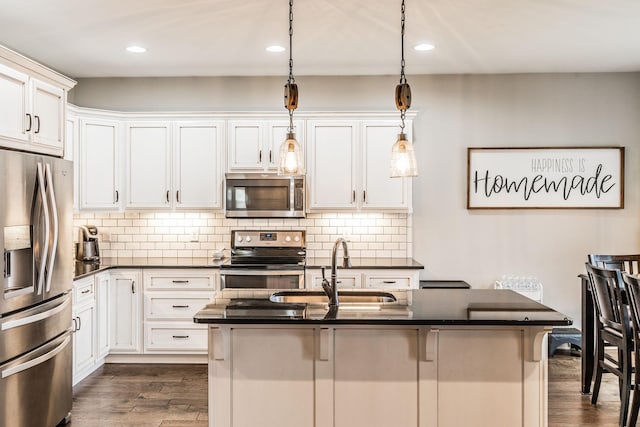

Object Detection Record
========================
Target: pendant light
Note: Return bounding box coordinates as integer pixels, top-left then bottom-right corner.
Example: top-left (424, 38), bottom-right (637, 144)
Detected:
top-left (390, 0), bottom-right (418, 178)
top-left (278, 0), bottom-right (304, 176)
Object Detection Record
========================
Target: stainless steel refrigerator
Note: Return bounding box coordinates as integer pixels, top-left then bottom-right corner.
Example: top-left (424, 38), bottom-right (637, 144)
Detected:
top-left (0, 149), bottom-right (73, 427)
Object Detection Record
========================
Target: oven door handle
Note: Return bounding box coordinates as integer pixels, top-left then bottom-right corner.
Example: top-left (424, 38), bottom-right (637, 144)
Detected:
top-left (220, 269), bottom-right (304, 276)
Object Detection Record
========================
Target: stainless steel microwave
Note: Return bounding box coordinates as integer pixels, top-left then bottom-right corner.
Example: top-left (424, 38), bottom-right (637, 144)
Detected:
top-left (225, 173), bottom-right (305, 218)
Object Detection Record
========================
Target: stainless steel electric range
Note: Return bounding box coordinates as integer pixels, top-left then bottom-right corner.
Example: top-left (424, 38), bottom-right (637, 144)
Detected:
top-left (219, 230), bottom-right (306, 290)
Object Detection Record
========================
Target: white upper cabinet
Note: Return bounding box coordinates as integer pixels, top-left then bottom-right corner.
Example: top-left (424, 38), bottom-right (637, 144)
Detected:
top-left (125, 122), bottom-right (172, 208)
top-left (0, 46), bottom-right (75, 156)
top-left (80, 118), bottom-right (120, 210)
top-left (228, 121), bottom-right (264, 170)
top-left (361, 121), bottom-right (411, 210)
top-left (0, 63), bottom-right (29, 142)
top-left (307, 119), bottom-right (411, 212)
top-left (124, 120), bottom-right (224, 209)
top-left (227, 119), bottom-right (304, 172)
top-left (29, 79), bottom-right (65, 152)
top-left (307, 120), bottom-right (358, 209)
top-left (174, 121), bottom-right (224, 208)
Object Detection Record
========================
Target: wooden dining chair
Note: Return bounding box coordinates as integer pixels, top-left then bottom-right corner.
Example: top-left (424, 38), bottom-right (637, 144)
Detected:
top-left (622, 272), bottom-right (640, 426)
top-left (586, 263), bottom-right (634, 427)
top-left (589, 254), bottom-right (640, 274)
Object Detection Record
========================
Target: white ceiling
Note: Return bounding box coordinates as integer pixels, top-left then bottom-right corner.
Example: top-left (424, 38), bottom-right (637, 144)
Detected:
top-left (0, 0), bottom-right (639, 79)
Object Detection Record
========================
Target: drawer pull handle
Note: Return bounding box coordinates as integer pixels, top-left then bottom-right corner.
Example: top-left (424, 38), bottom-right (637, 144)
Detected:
top-left (336, 281), bottom-right (342, 284)
top-left (172, 280), bottom-right (190, 284)
top-left (172, 335), bottom-right (189, 339)
top-left (382, 280), bottom-right (397, 284)
top-left (172, 305), bottom-right (190, 309)
top-left (81, 289), bottom-right (91, 294)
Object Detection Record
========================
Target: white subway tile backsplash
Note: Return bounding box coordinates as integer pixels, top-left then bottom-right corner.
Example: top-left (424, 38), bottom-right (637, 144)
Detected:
top-left (73, 211), bottom-right (412, 260)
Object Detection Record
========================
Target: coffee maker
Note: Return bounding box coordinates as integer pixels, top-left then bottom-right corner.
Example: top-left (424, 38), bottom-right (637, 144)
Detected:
top-left (76, 225), bottom-right (100, 261)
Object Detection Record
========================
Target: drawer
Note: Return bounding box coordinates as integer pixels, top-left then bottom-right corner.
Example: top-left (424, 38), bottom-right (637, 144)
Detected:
top-left (309, 274), bottom-right (360, 289)
top-left (143, 269), bottom-right (217, 290)
top-left (144, 293), bottom-right (212, 320)
top-left (73, 277), bottom-right (95, 305)
top-left (365, 276), bottom-right (412, 289)
top-left (144, 323), bottom-right (207, 352)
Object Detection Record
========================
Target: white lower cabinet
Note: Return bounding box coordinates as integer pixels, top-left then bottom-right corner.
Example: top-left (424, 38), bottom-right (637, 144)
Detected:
top-left (95, 272), bottom-right (110, 359)
top-left (109, 269), bottom-right (143, 354)
top-left (209, 326), bottom-right (548, 427)
top-left (306, 268), bottom-right (419, 290)
top-left (142, 269), bottom-right (216, 354)
top-left (72, 274), bottom-right (108, 386)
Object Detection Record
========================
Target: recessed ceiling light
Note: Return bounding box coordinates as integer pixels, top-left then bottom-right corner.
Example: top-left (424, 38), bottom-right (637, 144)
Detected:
top-left (126, 45), bottom-right (147, 53)
top-left (266, 45), bottom-right (285, 53)
top-left (414, 43), bottom-right (435, 52)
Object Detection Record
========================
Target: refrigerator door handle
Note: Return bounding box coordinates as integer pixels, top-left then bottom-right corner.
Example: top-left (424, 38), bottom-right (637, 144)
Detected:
top-left (0, 295), bottom-right (70, 331)
top-left (0, 334), bottom-right (70, 379)
top-left (44, 163), bottom-right (59, 293)
top-left (34, 162), bottom-right (50, 295)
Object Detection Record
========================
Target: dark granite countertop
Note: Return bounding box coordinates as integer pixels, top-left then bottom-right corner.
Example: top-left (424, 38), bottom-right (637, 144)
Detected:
top-left (305, 257), bottom-right (423, 269)
top-left (74, 257), bottom-right (226, 280)
top-left (193, 289), bottom-right (571, 326)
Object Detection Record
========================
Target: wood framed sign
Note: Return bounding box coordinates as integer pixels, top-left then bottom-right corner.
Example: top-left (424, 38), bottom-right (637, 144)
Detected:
top-left (467, 147), bottom-right (625, 209)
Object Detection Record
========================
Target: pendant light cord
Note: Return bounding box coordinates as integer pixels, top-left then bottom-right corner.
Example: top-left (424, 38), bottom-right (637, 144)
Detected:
top-left (399, 0), bottom-right (407, 131)
top-left (400, 0), bottom-right (406, 86)
top-left (288, 0), bottom-right (295, 132)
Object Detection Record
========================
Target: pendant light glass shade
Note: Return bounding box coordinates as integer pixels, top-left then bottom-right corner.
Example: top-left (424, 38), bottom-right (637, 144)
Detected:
top-left (390, 132), bottom-right (418, 177)
top-left (278, 131), bottom-right (304, 175)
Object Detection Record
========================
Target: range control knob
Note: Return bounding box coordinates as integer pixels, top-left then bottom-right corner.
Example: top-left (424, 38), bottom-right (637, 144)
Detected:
top-left (294, 235), bottom-right (300, 242)
top-left (236, 235), bottom-right (243, 243)
top-left (245, 236), bottom-right (252, 243)
top-left (284, 235), bottom-right (292, 242)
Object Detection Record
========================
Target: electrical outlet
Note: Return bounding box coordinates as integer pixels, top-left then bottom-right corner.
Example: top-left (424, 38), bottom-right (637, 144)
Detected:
top-left (189, 230), bottom-right (199, 242)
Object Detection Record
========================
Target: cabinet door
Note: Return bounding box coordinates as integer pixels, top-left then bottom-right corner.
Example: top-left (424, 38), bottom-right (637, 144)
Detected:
top-left (73, 303), bottom-right (96, 377)
top-left (307, 121), bottom-right (358, 209)
top-left (0, 62), bottom-right (29, 144)
top-left (109, 270), bottom-right (142, 353)
top-left (30, 78), bottom-right (65, 154)
top-left (174, 121), bottom-right (223, 208)
top-left (361, 121), bottom-right (410, 210)
top-left (95, 272), bottom-right (110, 359)
top-left (333, 328), bottom-right (419, 427)
top-left (227, 121), bottom-right (265, 170)
top-left (126, 122), bottom-right (171, 208)
top-left (80, 118), bottom-right (120, 209)
top-left (229, 328), bottom-right (316, 427)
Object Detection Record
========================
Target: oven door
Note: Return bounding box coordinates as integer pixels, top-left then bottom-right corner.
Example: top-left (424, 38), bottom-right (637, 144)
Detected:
top-left (220, 269), bottom-right (304, 290)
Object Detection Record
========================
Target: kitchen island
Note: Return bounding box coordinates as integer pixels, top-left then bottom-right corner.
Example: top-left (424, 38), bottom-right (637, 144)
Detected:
top-left (194, 289), bottom-right (571, 427)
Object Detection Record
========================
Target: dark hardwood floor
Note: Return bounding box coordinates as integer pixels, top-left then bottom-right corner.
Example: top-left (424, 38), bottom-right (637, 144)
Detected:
top-left (70, 350), bottom-right (621, 426)
top-left (70, 364), bottom-right (208, 426)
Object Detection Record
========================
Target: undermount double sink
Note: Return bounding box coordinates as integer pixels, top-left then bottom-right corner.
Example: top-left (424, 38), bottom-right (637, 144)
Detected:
top-left (269, 290), bottom-right (397, 304)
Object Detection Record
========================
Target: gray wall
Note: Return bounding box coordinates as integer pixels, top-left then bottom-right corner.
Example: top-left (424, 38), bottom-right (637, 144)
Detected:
top-left (70, 72), bottom-right (640, 326)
